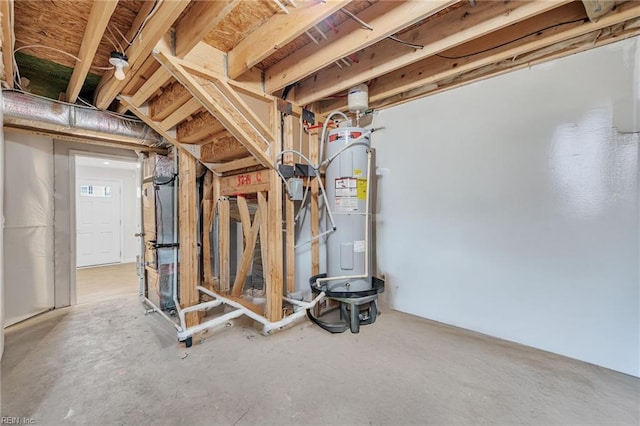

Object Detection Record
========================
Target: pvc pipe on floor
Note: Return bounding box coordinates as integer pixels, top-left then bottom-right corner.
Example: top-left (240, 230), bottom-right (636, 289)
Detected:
top-left (177, 309), bottom-right (244, 340)
top-left (139, 294), bottom-right (181, 331)
top-left (178, 299), bottom-right (222, 328)
top-left (197, 286), bottom-right (326, 335)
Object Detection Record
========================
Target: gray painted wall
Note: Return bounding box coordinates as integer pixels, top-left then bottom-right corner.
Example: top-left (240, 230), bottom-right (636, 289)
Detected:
top-left (372, 37), bottom-right (640, 376)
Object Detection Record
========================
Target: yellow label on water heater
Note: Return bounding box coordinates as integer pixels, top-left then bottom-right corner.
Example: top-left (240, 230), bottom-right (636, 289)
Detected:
top-left (357, 179), bottom-right (367, 200)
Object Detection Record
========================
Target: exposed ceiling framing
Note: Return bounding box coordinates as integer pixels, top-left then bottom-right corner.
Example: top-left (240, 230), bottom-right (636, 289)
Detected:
top-left (1, 0), bottom-right (637, 166)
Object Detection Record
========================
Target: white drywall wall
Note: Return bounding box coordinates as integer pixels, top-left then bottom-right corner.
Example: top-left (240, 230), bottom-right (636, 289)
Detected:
top-left (76, 161), bottom-right (139, 263)
top-left (3, 131), bottom-right (55, 327)
top-left (53, 141), bottom-right (138, 308)
top-left (372, 37), bottom-right (640, 377)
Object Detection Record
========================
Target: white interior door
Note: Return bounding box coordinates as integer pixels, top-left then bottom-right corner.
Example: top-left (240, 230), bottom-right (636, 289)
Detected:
top-left (76, 179), bottom-right (122, 267)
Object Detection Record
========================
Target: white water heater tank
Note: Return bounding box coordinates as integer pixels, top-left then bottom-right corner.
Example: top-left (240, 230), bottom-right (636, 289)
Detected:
top-left (348, 84), bottom-right (368, 112)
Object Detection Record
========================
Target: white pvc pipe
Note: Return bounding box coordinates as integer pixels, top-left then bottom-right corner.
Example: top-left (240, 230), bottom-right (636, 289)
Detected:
top-left (197, 286), bottom-right (325, 334)
top-left (139, 294), bottom-right (182, 331)
top-left (178, 299), bottom-right (222, 327)
top-left (177, 309), bottom-right (244, 340)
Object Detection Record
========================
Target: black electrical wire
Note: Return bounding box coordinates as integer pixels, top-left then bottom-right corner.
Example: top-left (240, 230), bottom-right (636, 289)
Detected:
top-left (435, 17), bottom-right (588, 60)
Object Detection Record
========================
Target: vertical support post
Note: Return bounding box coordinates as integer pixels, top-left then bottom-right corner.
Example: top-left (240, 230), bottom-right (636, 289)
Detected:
top-left (218, 196), bottom-right (231, 293)
top-left (283, 114), bottom-right (295, 294)
top-left (178, 151), bottom-right (199, 327)
top-left (202, 170), bottom-right (214, 290)
top-left (266, 169), bottom-right (284, 321)
top-left (309, 123), bottom-right (320, 276)
top-left (257, 191), bottom-right (269, 297)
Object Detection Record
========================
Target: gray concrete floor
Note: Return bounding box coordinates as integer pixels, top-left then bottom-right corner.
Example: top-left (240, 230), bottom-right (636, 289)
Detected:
top-left (2, 294), bottom-right (639, 425)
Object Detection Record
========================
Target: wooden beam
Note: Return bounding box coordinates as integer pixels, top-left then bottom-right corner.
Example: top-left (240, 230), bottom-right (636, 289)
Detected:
top-left (175, 0), bottom-right (240, 58)
top-left (95, 0), bottom-right (190, 109)
top-left (219, 169), bottom-right (270, 196)
top-left (130, 68), bottom-right (172, 107)
top-left (159, 98), bottom-right (202, 131)
top-left (177, 110), bottom-right (226, 143)
top-left (257, 192), bottom-right (270, 306)
top-left (370, 17), bottom-right (640, 112)
top-left (211, 156), bottom-right (261, 174)
top-left (266, 169), bottom-right (284, 322)
top-left (236, 195), bottom-right (252, 243)
top-left (118, 96), bottom-right (181, 149)
top-left (218, 197), bottom-right (231, 293)
top-left (309, 122), bottom-right (320, 276)
top-left (150, 81), bottom-right (191, 121)
top-left (199, 134), bottom-right (248, 163)
top-left (202, 170), bottom-right (215, 290)
top-left (66, 0), bottom-right (118, 102)
top-left (283, 114), bottom-right (295, 294)
top-left (231, 202), bottom-right (261, 296)
top-left (0, 0), bottom-right (14, 87)
top-left (227, 0), bottom-right (351, 79)
top-left (179, 151), bottom-right (199, 327)
top-left (264, 0), bottom-right (456, 94)
top-left (3, 121), bottom-right (167, 153)
top-left (294, 0), bottom-right (570, 105)
top-left (582, 0), bottom-right (615, 23)
top-left (323, 1), bottom-right (640, 112)
top-left (154, 50), bottom-right (273, 168)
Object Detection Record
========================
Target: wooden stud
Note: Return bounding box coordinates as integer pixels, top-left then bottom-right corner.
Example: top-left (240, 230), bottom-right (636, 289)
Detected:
top-left (257, 191), bottom-right (270, 314)
top-left (266, 169), bottom-right (284, 322)
top-left (202, 170), bottom-right (215, 290)
top-left (283, 114), bottom-right (295, 294)
top-left (293, 0), bottom-right (570, 105)
top-left (66, 0), bottom-right (118, 103)
top-left (218, 196), bottom-right (231, 293)
top-left (237, 195), bottom-right (252, 243)
top-left (227, 0), bottom-right (351, 78)
top-left (179, 151), bottom-right (199, 328)
top-left (175, 0), bottom-right (240, 58)
top-left (1, 0), bottom-right (14, 87)
top-left (309, 123), bottom-right (320, 276)
top-left (95, 0), bottom-right (190, 109)
top-left (264, 0), bottom-right (456, 94)
top-left (231, 202), bottom-right (261, 297)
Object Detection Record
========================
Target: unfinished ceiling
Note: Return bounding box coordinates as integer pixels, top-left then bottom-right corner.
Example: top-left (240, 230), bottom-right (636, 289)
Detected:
top-left (2, 0), bottom-right (640, 163)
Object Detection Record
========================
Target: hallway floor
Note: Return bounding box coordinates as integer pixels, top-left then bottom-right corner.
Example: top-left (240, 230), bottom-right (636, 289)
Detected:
top-left (2, 295), bottom-right (638, 425)
top-left (76, 262), bottom-right (138, 304)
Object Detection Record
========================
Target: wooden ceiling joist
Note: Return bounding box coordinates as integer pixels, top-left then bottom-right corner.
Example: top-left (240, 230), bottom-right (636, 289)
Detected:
top-left (95, 0), bottom-right (190, 109)
top-left (158, 98), bottom-right (202, 131)
top-left (129, 67), bottom-right (173, 107)
top-left (200, 134), bottom-right (249, 163)
top-left (119, 95), bottom-right (181, 148)
top-left (154, 50), bottom-right (273, 168)
top-left (150, 81), bottom-right (191, 121)
top-left (321, 0), bottom-right (640, 113)
top-left (263, 0), bottom-right (457, 94)
top-left (581, 0), bottom-right (616, 23)
top-left (66, 0), bottom-right (119, 103)
top-left (175, 0), bottom-right (241, 58)
top-left (294, 0), bottom-right (571, 105)
top-left (177, 110), bottom-right (226, 143)
top-left (227, 0), bottom-right (352, 79)
top-left (1, 0), bottom-right (14, 87)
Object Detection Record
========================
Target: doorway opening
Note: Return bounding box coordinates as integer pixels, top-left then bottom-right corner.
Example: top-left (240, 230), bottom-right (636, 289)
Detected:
top-left (74, 155), bottom-right (141, 304)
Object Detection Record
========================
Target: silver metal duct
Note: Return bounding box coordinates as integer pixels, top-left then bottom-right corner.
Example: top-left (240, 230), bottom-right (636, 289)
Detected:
top-left (2, 90), bottom-right (168, 148)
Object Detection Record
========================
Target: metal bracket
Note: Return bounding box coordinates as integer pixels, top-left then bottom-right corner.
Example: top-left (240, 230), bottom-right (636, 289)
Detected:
top-left (301, 108), bottom-right (315, 125)
top-left (276, 99), bottom-right (293, 115)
